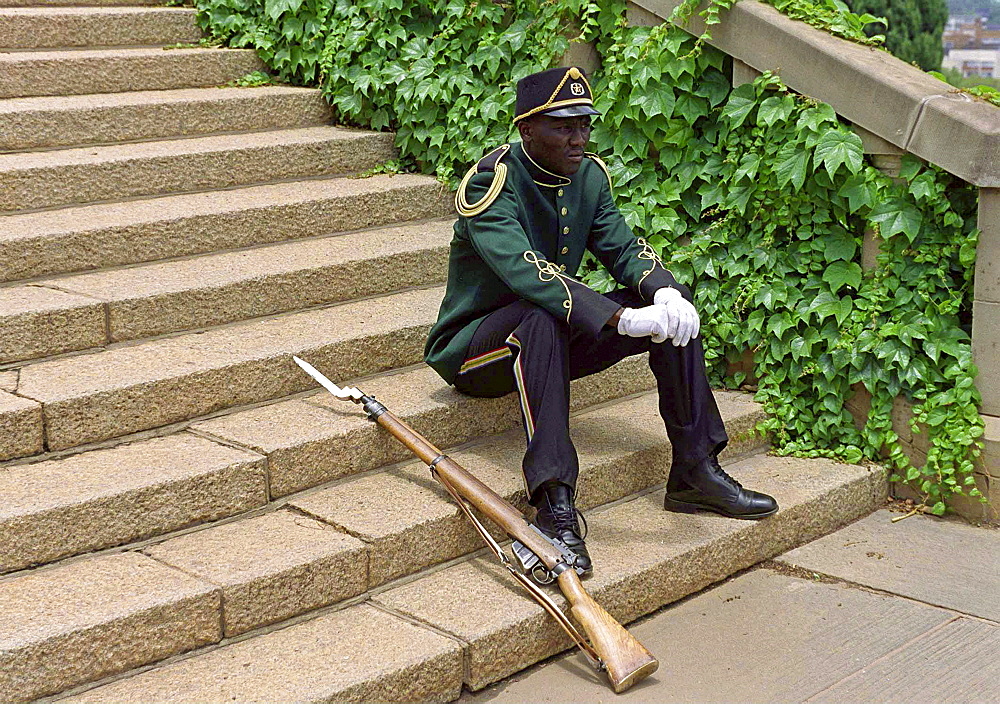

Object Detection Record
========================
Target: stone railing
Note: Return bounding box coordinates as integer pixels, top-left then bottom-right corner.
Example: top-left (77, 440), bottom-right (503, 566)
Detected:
top-left (569, 0), bottom-right (1000, 517)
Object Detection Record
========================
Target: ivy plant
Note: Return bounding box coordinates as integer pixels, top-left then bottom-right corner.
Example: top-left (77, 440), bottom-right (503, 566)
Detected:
top-left (194, 0), bottom-right (986, 515)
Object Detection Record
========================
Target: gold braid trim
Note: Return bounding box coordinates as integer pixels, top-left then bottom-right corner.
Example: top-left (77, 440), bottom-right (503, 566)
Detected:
top-left (585, 152), bottom-right (613, 193)
top-left (523, 251), bottom-right (574, 323)
top-left (455, 163), bottom-right (508, 218)
top-left (513, 67), bottom-right (594, 123)
top-left (636, 237), bottom-right (666, 292)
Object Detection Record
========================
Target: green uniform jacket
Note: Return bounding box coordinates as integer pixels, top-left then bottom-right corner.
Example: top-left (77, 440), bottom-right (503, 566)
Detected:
top-left (424, 141), bottom-right (678, 384)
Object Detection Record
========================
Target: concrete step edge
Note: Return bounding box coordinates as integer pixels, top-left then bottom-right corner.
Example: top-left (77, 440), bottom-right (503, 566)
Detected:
top-left (0, 173), bottom-right (453, 281)
top-left (0, 355), bottom-right (660, 573)
top-left (0, 126), bottom-right (398, 212)
top-left (0, 6), bottom-right (202, 51)
top-left (0, 85), bottom-right (333, 151)
top-left (0, 218), bottom-right (454, 363)
top-left (0, 387), bottom-right (767, 702)
top-left (12, 284), bottom-right (446, 450)
top-left (0, 46), bottom-right (265, 99)
top-left (51, 455), bottom-right (888, 703)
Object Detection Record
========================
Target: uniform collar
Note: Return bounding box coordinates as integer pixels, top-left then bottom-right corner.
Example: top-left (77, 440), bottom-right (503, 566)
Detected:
top-left (514, 141), bottom-right (573, 188)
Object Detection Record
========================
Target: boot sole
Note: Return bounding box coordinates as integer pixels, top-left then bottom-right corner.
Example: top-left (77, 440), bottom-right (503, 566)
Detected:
top-left (662, 496), bottom-right (779, 520)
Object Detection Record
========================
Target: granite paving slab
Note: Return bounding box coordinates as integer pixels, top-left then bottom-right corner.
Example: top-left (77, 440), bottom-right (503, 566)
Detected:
top-left (777, 509), bottom-right (1000, 621)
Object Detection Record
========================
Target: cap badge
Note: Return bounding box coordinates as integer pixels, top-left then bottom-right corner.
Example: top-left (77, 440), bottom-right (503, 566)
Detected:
top-left (570, 82), bottom-right (585, 96)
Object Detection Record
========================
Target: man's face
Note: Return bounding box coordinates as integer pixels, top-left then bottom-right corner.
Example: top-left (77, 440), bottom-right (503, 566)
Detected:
top-left (519, 115), bottom-right (592, 176)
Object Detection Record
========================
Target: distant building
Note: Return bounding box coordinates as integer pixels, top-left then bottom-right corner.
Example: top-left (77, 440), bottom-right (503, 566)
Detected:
top-left (943, 16), bottom-right (1000, 51)
top-left (941, 48), bottom-right (1000, 76)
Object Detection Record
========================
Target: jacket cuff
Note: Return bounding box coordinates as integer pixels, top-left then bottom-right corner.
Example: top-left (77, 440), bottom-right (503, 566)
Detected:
top-left (566, 280), bottom-right (622, 337)
top-left (638, 267), bottom-right (678, 302)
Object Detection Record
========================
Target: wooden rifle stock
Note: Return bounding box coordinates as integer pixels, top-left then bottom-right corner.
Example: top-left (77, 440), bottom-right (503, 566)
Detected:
top-left (375, 408), bottom-right (658, 692)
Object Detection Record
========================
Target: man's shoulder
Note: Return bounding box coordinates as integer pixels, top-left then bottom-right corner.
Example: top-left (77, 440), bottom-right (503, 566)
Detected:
top-left (583, 152), bottom-right (613, 193)
top-left (455, 143), bottom-right (515, 218)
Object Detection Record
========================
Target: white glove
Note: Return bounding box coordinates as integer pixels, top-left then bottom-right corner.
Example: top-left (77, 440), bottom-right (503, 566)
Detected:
top-left (617, 305), bottom-right (671, 344)
top-left (653, 287), bottom-right (701, 347)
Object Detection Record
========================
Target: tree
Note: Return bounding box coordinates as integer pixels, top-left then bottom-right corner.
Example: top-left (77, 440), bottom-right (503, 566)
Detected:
top-left (847, 0), bottom-right (949, 70)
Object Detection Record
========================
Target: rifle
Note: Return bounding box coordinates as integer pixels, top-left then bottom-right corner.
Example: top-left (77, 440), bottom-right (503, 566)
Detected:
top-left (293, 356), bottom-right (658, 693)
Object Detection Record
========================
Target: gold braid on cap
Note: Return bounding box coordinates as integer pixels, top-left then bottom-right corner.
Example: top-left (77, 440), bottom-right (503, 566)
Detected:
top-left (513, 67), bottom-right (595, 123)
top-left (455, 145), bottom-right (510, 217)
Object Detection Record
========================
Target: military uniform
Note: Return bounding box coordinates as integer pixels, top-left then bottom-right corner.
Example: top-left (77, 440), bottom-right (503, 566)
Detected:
top-left (425, 140), bottom-right (729, 499)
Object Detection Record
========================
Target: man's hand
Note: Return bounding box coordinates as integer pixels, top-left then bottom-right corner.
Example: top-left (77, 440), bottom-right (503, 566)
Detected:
top-left (653, 287), bottom-right (700, 346)
top-left (617, 305), bottom-right (671, 343)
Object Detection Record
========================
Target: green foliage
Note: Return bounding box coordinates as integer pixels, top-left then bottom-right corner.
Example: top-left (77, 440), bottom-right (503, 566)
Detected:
top-left (846, 0), bottom-right (949, 69)
top-left (930, 69), bottom-right (1000, 107)
top-left (226, 70), bottom-right (277, 86)
top-left (195, 0), bottom-right (986, 513)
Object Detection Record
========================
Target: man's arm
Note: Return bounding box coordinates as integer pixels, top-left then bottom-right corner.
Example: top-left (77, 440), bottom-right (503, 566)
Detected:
top-left (586, 165), bottom-right (678, 301)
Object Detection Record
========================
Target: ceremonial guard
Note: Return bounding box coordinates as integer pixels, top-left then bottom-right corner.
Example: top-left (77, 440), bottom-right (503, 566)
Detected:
top-left (425, 66), bottom-right (778, 575)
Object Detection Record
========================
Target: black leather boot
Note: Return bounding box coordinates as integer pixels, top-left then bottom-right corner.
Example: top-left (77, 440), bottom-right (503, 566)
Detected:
top-left (664, 455), bottom-right (778, 519)
top-left (531, 481), bottom-right (593, 575)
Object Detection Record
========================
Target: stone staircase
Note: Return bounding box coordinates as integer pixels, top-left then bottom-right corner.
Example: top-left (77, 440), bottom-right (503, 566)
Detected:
top-left (0, 4), bottom-right (888, 702)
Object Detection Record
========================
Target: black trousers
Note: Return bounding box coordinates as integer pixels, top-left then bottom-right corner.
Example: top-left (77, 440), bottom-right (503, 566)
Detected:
top-left (453, 287), bottom-right (729, 499)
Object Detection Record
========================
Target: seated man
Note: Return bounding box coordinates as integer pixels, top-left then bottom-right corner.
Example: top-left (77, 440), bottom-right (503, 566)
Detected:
top-left (424, 66), bottom-right (777, 574)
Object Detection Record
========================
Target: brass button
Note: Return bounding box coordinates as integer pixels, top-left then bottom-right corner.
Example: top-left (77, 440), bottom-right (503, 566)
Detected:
top-left (560, 264), bottom-right (567, 271)
top-left (557, 188), bottom-right (564, 197)
top-left (561, 246), bottom-right (569, 255)
top-left (562, 226), bottom-right (570, 235)
top-left (561, 207), bottom-right (568, 216)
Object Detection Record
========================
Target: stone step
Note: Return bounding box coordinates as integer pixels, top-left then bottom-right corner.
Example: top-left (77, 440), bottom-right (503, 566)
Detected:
top-left (0, 357), bottom-right (654, 574)
top-left (0, 0), bottom-right (161, 6)
top-left (0, 551), bottom-right (222, 703)
top-left (59, 456), bottom-right (887, 703)
top-left (0, 126), bottom-right (396, 212)
top-left (373, 454), bottom-right (887, 693)
top-left (0, 173), bottom-right (452, 282)
top-left (0, 46), bottom-right (263, 99)
top-left (0, 7), bottom-right (201, 50)
top-left (0, 86), bottom-right (333, 152)
top-left (0, 390), bottom-right (42, 461)
top-left (0, 219), bottom-right (452, 360)
top-left (15, 285), bottom-right (444, 450)
top-left (287, 387), bottom-right (766, 589)
top-left (64, 604), bottom-right (465, 704)
top-left (193, 358), bottom-right (661, 500)
top-left (1, 384), bottom-right (763, 702)
top-left (0, 432), bottom-right (268, 574)
top-left (0, 285), bottom-right (105, 365)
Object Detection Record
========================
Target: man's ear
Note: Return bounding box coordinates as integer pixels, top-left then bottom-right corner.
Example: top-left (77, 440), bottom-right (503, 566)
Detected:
top-left (517, 118), bottom-right (532, 144)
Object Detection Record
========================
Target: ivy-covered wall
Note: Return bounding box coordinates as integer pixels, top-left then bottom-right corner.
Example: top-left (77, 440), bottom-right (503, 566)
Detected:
top-left (194, 0), bottom-right (985, 515)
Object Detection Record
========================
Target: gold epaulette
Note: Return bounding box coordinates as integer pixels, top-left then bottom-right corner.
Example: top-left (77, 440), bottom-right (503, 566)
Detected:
top-left (455, 144), bottom-right (511, 218)
top-left (585, 152), bottom-right (613, 193)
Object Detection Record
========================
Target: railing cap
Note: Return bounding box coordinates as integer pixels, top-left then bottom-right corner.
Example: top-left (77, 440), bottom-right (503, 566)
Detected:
top-left (631, 0), bottom-right (1000, 187)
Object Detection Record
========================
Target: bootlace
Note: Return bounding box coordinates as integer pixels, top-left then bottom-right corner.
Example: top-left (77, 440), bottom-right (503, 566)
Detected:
top-left (709, 456), bottom-right (744, 491)
top-left (543, 501), bottom-right (588, 539)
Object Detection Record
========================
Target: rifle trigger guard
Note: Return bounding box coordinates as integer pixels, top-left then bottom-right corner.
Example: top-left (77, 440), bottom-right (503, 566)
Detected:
top-left (511, 526), bottom-right (587, 585)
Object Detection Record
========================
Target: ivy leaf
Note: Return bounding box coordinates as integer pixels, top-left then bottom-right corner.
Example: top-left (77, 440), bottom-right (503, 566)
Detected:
top-left (813, 130), bottom-right (864, 178)
top-left (265, 0), bottom-right (303, 20)
top-left (693, 69), bottom-right (731, 106)
top-left (795, 102), bottom-right (837, 132)
top-left (774, 143), bottom-right (808, 190)
top-left (870, 199), bottom-right (923, 242)
top-left (823, 261), bottom-right (862, 291)
top-left (721, 84), bottom-right (756, 129)
top-left (734, 153), bottom-right (762, 183)
top-left (823, 231), bottom-right (857, 261)
top-left (756, 95), bottom-right (794, 127)
top-left (837, 174), bottom-right (876, 212)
